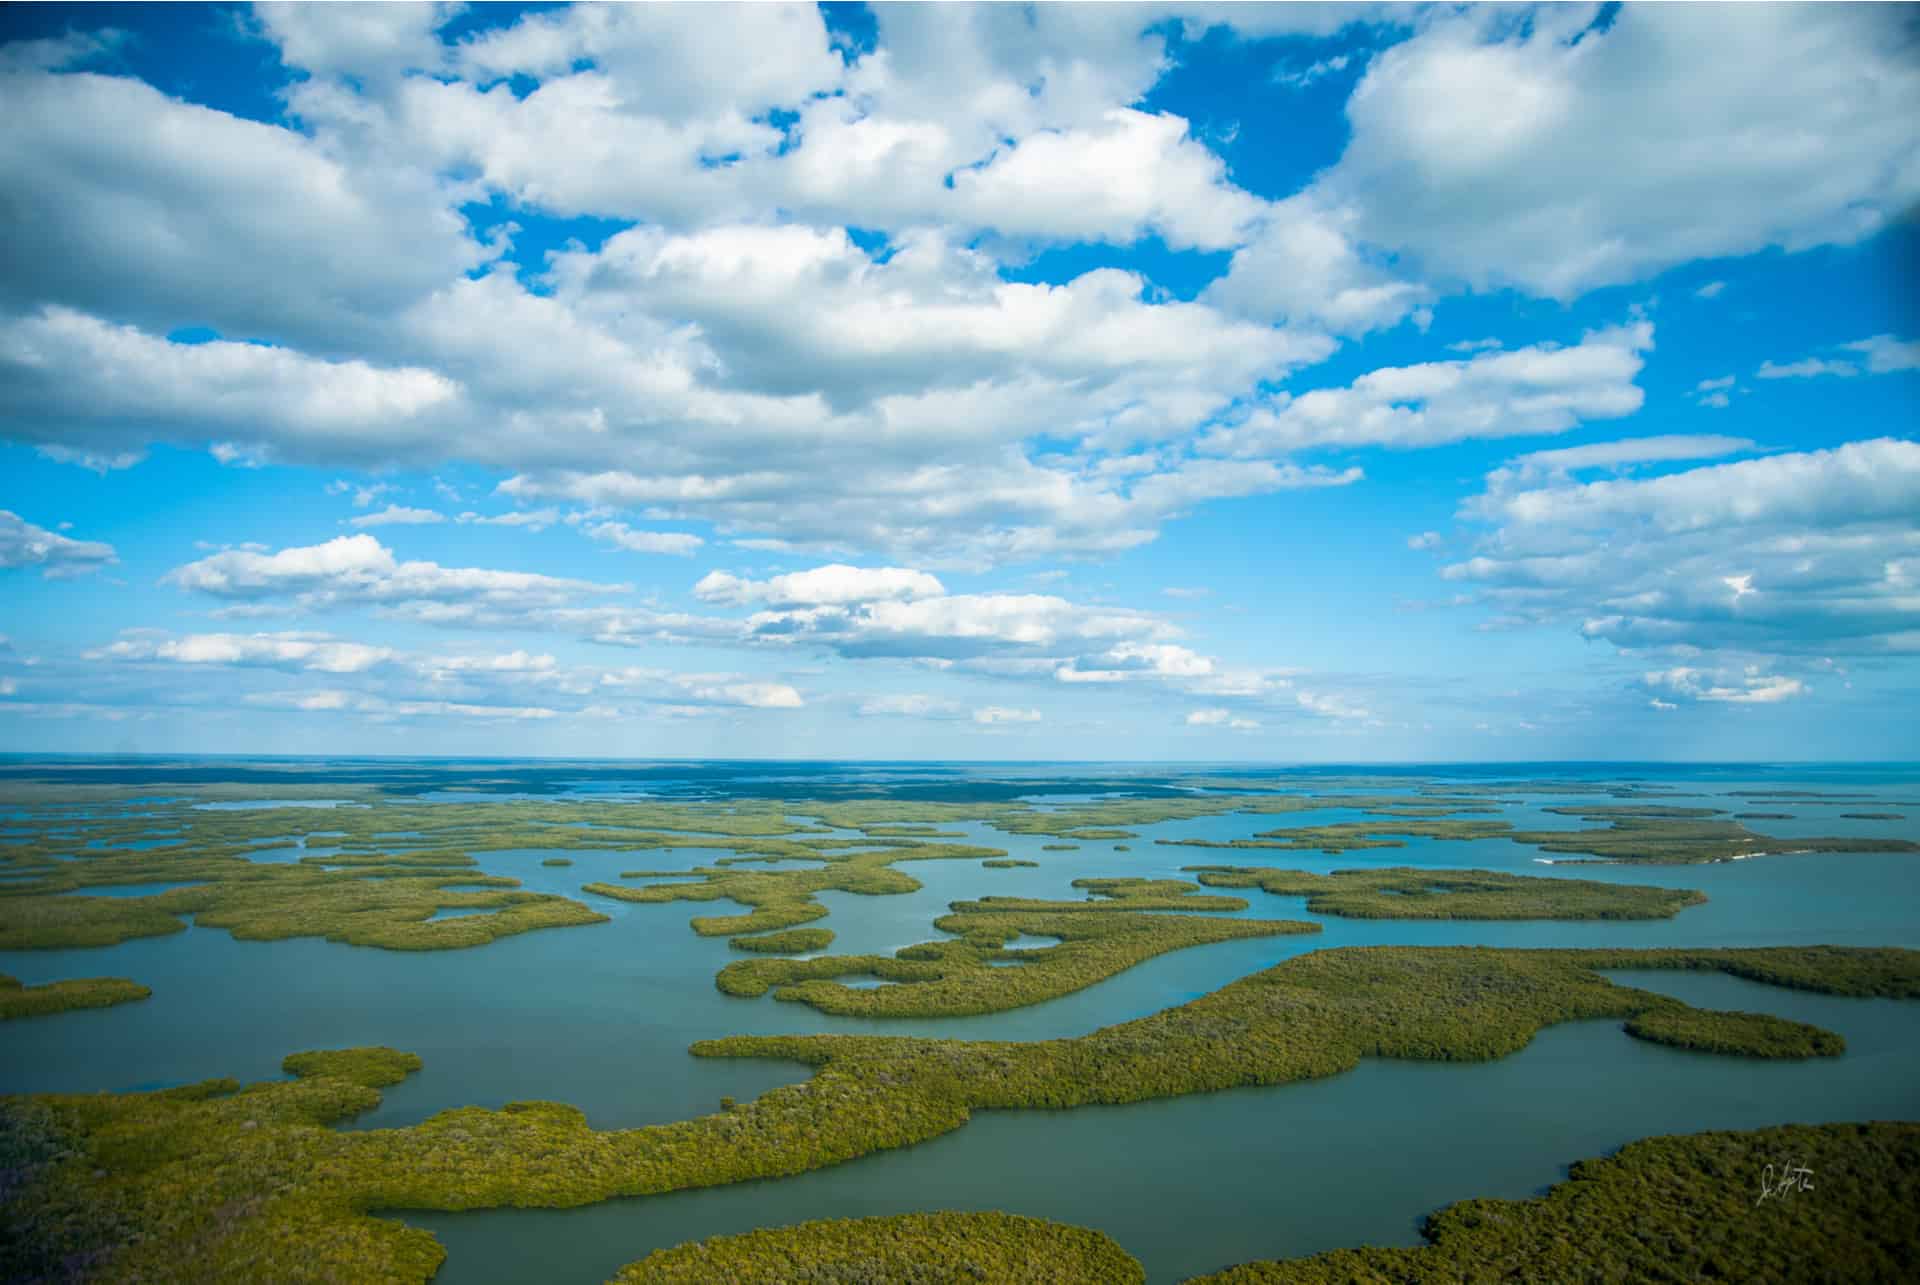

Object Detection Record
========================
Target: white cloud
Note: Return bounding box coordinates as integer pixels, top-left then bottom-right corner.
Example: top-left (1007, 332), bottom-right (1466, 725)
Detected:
top-left (1162, 586), bottom-right (1210, 599)
top-left (0, 69), bottom-right (485, 349)
top-left (1842, 335), bottom-right (1920, 375)
top-left (349, 505), bottom-right (446, 528)
top-left (1644, 666), bottom-right (1808, 705)
top-left (598, 666), bottom-right (803, 709)
top-left (88, 631), bottom-right (395, 674)
top-left (695, 564), bottom-right (946, 607)
top-left (1447, 438), bottom-right (1920, 656)
top-left (164, 534), bottom-right (624, 611)
top-left (1209, 322), bottom-right (1653, 455)
top-left (0, 510), bottom-right (117, 577)
top-left (1694, 281), bottom-right (1727, 300)
top-left (858, 693), bottom-right (965, 719)
top-left (974, 705), bottom-right (1041, 724)
top-left (1204, 195), bottom-right (1430, 336)
top-left (1, 307), bottom-right (463, 468)
top-left (946, 108), bottom-right (1263, 250)
top-left (1296, 690), bottom-right (1372, 720)
top-left (1759, 335), bottom-right (1920, 382)
top-left (457, 509), bottom-right (560, 531)
top-left (1313, 4), bottom-right (1920, 298)
top-left (1757, 357), bottom-right (1859, 381)
top-left (582, 521), bottom-right (704, 556)
top-left (1484, 434), bottom-right (1756, 493)
top-left (1407, 531), bottom-right (1442, 551)
top-left (1185, 707), bottom-right (1259, 730)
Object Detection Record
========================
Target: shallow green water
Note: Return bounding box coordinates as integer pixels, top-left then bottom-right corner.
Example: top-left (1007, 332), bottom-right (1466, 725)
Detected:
top-left (3, 764), bottom-right (1917, 1278)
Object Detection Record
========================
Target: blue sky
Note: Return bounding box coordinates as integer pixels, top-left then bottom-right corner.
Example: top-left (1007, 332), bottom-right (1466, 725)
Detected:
top-left (0, 1), bottom-right (1916, 761)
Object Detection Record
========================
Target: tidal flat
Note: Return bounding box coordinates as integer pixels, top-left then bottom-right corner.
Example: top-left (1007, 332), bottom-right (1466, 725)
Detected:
top-left (1, 759), bottom-right (1917, 1281)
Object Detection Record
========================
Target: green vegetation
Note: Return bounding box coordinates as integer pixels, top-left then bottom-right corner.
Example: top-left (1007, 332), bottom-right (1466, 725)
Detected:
top-left (0, 894), bottom-right (189, 950)
top-left (1039, 844), bottom-right (1078, 851)
top-left (949, 876), bottom-right (1251, 914)
top-left (1160, 817), bottom-right (1515, 855)
top-left (610, 1211), bottom-right (1145, 1284)
top-left (982, 858), bottom-right (1040, 867)
top-left (540, 857), bottom-right (573, 867)
top-left (282, 1047), bottom-right (425, 1088)
top-left (0, 973), bottom-right (150, 1021)
top-left (1623, 1006), bottom-right (1844, 1058)
top-left (1841, 812), bottom-right (1905, 820)
top-left (1161, 806), bottom-right (1919, 865)
top-left (1191, 1122), bottom-right (1918, 1282)
top-left (583, 840), bottom-right (1004, 940)
top-left (728, 928), bottom-right (835, 954)
top-left (1735, 811), bottom-right (1794, 820)
top-left (0, 870), bottom-right (608, 953)
top-left (1, 945), bottom-right (1911, 1281)
top-left (1509, 808), bottom-right (1920, 864)
top-left (1185, 865), bottom-right (1706, 920)
top-left (714, 905), bottom-right (1317, 1017)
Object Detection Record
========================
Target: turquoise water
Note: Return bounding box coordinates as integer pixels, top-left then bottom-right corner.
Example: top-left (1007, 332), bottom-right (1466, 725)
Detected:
top-left (2, 763), bottom-right (1917, 1278)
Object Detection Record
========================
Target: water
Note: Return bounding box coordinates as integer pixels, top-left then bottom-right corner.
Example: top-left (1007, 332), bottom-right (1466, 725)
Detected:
top-left (412, 975), bottom-right (1920, 1284)
top-left (1, 760), bottom-right (1916, 1278)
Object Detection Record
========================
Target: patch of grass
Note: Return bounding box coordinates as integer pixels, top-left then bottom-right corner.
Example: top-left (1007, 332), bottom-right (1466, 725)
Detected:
top-left (1840, 812), bottom-right (1905, 820)
top-left (1509, 810), bottom-right (1920, 864)
top-left (715, 906), bottom-right (1317, 1017)
top-left (727, 928), bottom-right (835, 954)
top-left (982, 858), bottom-right (1039, 868)
top-left (1039, 844), bottom-right (1078, 851)
top-left (1623, 1006), bottom-right (1844, 1058)
top-left (610, 1211), bottom-right (1145, 1283)
top-left (540, 857), bottom-right (573, 867)
top-left (949, 876), bottom-right (1250, 914)
top-left (282, 1047), bottom-right (425, 1088)
top-left (1191, 1122), bottom-right (1918, 1282)
top-left (1160, 818), bottom-right (1514, 856)
top-left (584, 841), bottom-right (1005, 940)
top-left (0, 895), bottom-right (188, 950)
top-left (0, 973), bottom-right (150, 1021)
top-left (1186, 866), bottom-right (1706, 920)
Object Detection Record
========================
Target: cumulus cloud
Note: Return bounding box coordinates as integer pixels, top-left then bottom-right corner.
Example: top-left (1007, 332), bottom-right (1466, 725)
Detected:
top-left (858, 693), bottom-right (966, 719)
top-left (457, 509), bottom-right (560, 531)
top-left (87, 631), bottom-right (396, 674)
top-left (0, 69), bottom-right (485, 349)
top-left (1483, 434), bottom-right (1756, 493)
top-left (0, 307), bottom-right (464, 468)
top-left (1208, 322), bottom-right (1653, 455)
top-left (1446, 438), bottom-right (1920, 656)
top-left (1185, 707), bottom-right (1259, 729)
top-left (0, 510), bottom-right (117, 577)
top-left (598, 666), bottom-right (803, 709)
top-left (1314, 4), bottom-right (1920, 297)
top-left (695, 564), bottom-right (946, 607)
top-left (164, 534), bottom-right (624, 612)
top-left (349, 505), bottom-right (446, 528)
top-left (581, 521), bottom-right (704, 556)
top-left (1758, 335), bottom-right (1920, 381)
top-left (1643, 666), bottom-right (1808, 705)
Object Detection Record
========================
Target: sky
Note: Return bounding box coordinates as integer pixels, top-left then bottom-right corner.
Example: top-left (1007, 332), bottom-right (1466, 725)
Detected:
top-left (0, 1), bottom-right (1916, 762)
